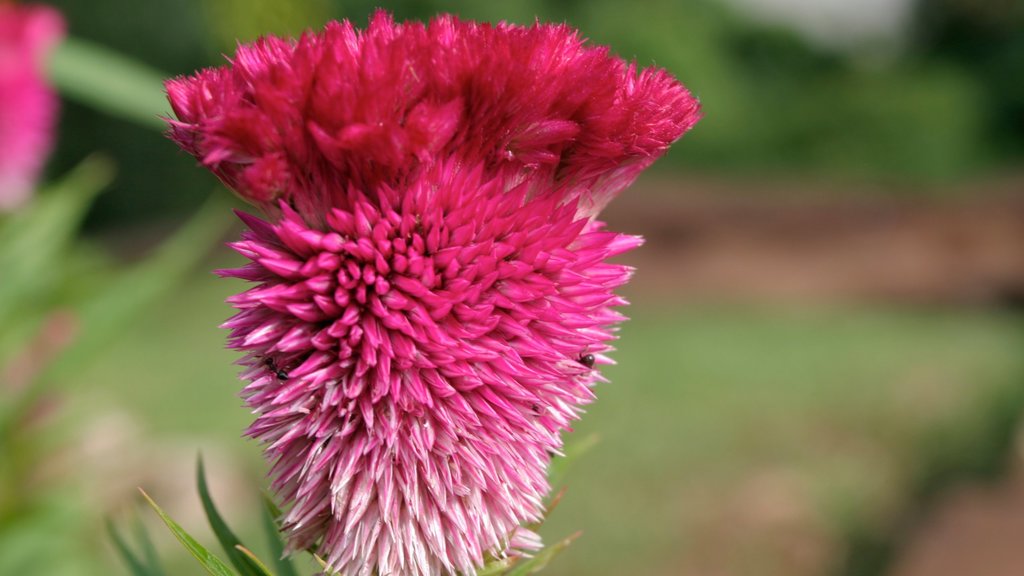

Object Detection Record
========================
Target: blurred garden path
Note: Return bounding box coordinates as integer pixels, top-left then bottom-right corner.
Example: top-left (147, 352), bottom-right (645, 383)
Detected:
top-left (889, 458), bottom-right (1024, 576)
top-left (609, 174), bottom-right (1024, 307)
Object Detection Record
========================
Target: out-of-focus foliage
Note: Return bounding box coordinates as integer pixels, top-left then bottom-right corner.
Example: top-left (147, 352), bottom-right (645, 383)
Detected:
top-left (201, 0), bottom-right (331, 50)
top-left (561, 0), bottom-right (985, 180)
top-left (0, 165), bottom-right (229, 576)
top-left (911, 0), bottom-right (1024, 163)
top-left (49, 38), bottom-right (170, 130)
top-left (0, 34), bottom-right (231, 573)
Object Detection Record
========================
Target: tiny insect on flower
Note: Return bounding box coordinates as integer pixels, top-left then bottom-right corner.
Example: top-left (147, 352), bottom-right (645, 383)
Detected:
top-left (262, 356), bottom-right (290, 381)
top-left (165, 11), bottom-right (700, 576)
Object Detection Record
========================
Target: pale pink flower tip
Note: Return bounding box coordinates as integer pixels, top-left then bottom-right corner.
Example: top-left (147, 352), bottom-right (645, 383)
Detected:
top-left (0, 3), bottom-right (64, 211)
top-left (168, 11), bottom-right (699, 576)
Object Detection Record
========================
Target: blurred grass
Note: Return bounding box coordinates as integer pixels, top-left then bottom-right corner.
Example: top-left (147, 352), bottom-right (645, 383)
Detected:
top-left (542, 305), bottom-right (1024, 576)
top-left (63, 254), bottom-right (1024, 576)
top-left (71, 265), bottom-right (250, 439)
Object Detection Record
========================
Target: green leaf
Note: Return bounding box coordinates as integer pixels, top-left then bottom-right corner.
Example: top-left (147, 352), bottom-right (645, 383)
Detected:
top-left (40, 194), bottom-right (232, 383)
top-left (0, 155), bottom-right (114, 335)
top-left (502, 532), bottom-right (580, 576)
top-left (262, 492), bottom-right (326, 572)
top-left (261, 498), bottom-right (299, 576)
top-left (260, 493), bottom-right (284, 524)
top-left (526, 488), bottom-right (566, 533)
top-left (2, 194), bottom-right (231, 437)
top-left (132, 517), bottom-right (166, 576)
top-left (197, 457), bottom-right (266, 576)
top-left (48, 37), bottom-right (169, 131)
top-left (233, 546), bottom-right (276, 576)
top-left (139, 489), bottom-right (237, 576)
top-left (0, 156), bottom-right (114, 435)
top-left (547, 433), bottom-right (599, 489)
top-left (106, 519), bottom-right (154, 576)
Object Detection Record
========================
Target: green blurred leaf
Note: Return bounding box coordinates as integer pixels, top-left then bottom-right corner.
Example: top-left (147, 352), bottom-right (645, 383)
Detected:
top-left (503, 532), bottom-right (580, 576)
top-left (201, 0), bottom-right (330, 51)
top-left (261, 493), bottom-right (283, 521)
top-left (261, 492), bottom-right (327, 572)
top-left (139, 489), bottom-right (237, 576)
top-left (2, 194), bottom-right (230, 437)
top-left (260, 498), bottom-right (298, 576)
top-left (0, 494), bottom-right (101, 576)
top-left (49, 37), bottom-right (169, 131)
top-left (197, 457), bottom-right (266, 576)
top-left (0, 155), bottom-right (114, 340)
top-left (107, 519), bottom-right (164, 576)
top-left (40, 194), bottom-right (231, 383)
top-left (547, 433), bottom-right (599, 489)
top-left (526, 488), bottom-right (566, 534)
top-left (0, 156), bottom-right (114, 435)
top-left (132, 515), bottom-right (165, 576)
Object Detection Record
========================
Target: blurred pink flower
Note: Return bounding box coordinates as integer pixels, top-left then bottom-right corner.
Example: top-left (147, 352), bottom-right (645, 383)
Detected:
top-left (0, 3), bottom-right (63, 211)
top-left (167, 12), bottom-right (699, 576)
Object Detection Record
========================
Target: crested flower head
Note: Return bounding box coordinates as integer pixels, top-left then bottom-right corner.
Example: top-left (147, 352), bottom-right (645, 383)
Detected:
top-left (167, 12), bottom-right (699, 576)
top-left (0, 2), bottom-right (63, 211)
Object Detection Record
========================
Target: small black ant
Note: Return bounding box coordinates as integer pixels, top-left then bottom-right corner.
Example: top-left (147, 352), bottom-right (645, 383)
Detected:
top-left (578, 353), bottom-right (595, 368)
top-left (263, 357), bottom-right (290, 381)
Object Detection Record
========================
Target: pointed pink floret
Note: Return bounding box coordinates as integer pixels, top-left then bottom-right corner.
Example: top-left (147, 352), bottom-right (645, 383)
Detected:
top-left (168, 12), bottom-right (699, 576)
top-left (0, 4), bottom-right (64, 211)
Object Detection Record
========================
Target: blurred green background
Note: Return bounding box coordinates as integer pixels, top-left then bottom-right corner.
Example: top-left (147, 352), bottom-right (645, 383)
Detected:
top-left (3, 0), bottom-right (1024, 575)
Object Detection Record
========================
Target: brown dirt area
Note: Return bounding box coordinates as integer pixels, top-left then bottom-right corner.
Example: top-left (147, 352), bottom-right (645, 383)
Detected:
top-left (605, 174), bottom-right (1024, 306)
top-left (888, 456), bottom-right (1024, 576)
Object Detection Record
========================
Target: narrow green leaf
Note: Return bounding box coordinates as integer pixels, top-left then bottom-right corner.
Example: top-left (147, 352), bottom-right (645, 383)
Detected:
top-left (261, 499), bottom-right (299, 576)
top-left (261, 493), bottom-right (284, 524)
top-left (139, 489), bottom-right (237, 576)
top-left (106, 519), bottom-right (154, 576)
top-left (234, 546), bottom-right (276, 576)
top-left (0, 156), bottom-right (114, 436)
top-left (2, 195), bottom-right (232, 438)
top-left (49, 37), bottom-right (169, 130)
top-left (40, 194), bottom-right (232, 383)
top-left (263, 492), bottom-right (326, 571)
top-left (527, 488), bottom-right (567, 533)
top-left (0, 155), bottom-right (114, 331)
top-left (197, 457), bottom-right (266, 576)
top-left (547, 433), bottom-right (599, 489)
top-left (503, 532), bottom-right (580, 576)
top-left (132, 516), bottom-right (167, 576)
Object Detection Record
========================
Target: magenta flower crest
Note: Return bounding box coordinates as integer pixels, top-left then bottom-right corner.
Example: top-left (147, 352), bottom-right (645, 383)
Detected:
top-left (0, 3), bottom-right (63, 211)
top-left (166, 12), bottom-right (699, 576)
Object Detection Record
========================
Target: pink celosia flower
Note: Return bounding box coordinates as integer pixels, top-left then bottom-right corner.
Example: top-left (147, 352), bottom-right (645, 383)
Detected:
top-left (0, 3), bottom-right (63, 211)
top-left (166, 12), bottom-right (699, 576)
